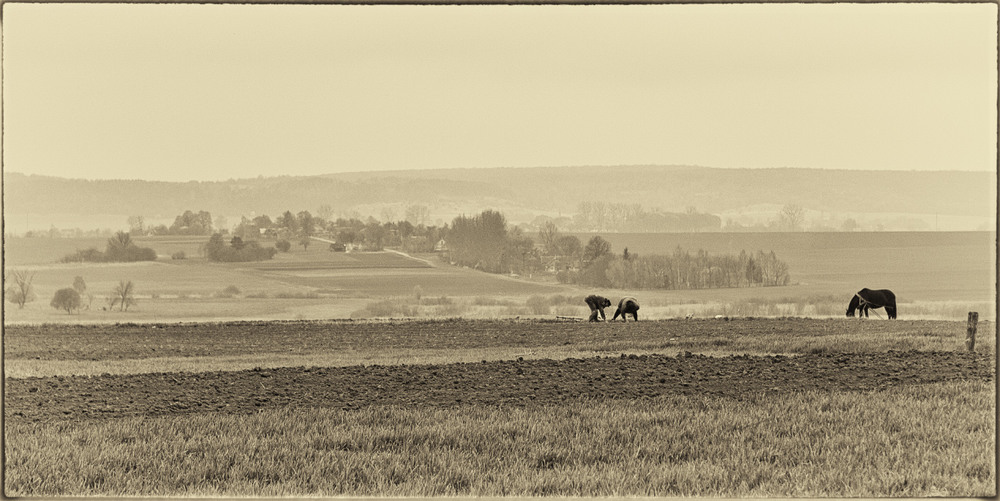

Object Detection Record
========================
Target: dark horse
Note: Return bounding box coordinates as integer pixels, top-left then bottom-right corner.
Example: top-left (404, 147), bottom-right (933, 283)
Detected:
top-left (846, 288), bottom-right (897, 319)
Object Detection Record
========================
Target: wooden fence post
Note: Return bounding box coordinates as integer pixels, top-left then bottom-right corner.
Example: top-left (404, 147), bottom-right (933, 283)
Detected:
top-left (966, 311), bottom-right (978, 352)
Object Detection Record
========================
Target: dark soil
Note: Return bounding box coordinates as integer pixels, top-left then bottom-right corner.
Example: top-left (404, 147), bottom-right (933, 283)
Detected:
top-left (6, 350), bottom-right (992, 423)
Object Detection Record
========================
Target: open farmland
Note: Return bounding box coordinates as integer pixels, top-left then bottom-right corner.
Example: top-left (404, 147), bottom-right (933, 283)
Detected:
top-left (4, 318), bottom-right (995, 496)
top-left (2, 236), bottom-right (567, 324)
top-left (3, 231), bottom-right (996, 324)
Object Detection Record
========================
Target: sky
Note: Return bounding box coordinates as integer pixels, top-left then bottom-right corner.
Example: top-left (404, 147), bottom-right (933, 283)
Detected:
top-left (2, 3), bottom-right (997, 182)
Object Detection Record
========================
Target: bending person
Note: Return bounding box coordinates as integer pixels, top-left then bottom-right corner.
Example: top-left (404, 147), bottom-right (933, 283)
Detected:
top-left (612, 297), bottom-right (640, 322)
top-left (584, 294), bottom-right (612, 322)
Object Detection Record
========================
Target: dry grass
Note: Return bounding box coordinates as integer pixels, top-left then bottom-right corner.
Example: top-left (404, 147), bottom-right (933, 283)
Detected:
top-left (5, 381), bottom-right (993, 497)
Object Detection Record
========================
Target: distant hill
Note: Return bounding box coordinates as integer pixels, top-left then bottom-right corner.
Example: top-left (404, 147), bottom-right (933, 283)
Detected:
top-left (322, 165), bottom-right (995, 217)
top-left (3, 166), bottom-right (995, 231)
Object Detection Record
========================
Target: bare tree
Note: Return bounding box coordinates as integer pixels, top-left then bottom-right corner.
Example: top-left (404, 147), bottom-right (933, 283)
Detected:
top-left (380, 206), bottom-right (398, 224)
top-left (108, 230), bottom-right (133, 251)
top-left (538, 221), bottom-right (559, 255)
top-left (317, 204), bottom-right (335, 222)
top-left (778, 204), bottom-right (806, 231)
top-left (405, 205), bottom-right (430, 226)
top-left (111, 280), bottom-right (137, 311)
top-left (127, 215), bottom-right (145, 235)
top-left (5, 269), bottom-right (36, 309)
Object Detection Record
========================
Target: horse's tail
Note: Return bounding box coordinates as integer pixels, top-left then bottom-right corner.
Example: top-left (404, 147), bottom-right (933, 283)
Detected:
top-left (884, 290), bottom-right (897, 319)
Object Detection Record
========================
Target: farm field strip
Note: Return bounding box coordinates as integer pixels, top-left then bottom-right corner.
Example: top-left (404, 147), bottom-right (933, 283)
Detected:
top-left (6, 350), bottom-right (993, 423)
top-left (6, 319), bottom-right (993, 363)
top-left (3, 347), bottom-right (590, 379)
top-left (5, 318), bottom-right (995, 498)
top-left (5, 319), bottom-right (994, 379)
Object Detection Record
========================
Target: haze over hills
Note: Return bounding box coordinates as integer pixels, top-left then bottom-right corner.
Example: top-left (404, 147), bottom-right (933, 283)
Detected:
top-left (3, 165), bottom-right (995, 234)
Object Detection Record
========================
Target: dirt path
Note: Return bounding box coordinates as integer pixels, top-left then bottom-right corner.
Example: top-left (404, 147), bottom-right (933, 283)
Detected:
top-left (6, 351), bottom-right (992, 423)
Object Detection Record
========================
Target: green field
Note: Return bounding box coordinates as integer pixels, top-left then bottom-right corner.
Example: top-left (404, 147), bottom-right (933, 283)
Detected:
top-left (3, 232), bottom-right (995, 323)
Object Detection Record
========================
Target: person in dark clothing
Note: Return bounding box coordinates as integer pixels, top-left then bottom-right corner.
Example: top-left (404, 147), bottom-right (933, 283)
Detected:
top-left (584, 294), bottom-right (612, 322)
top-left (612, 297), bottom-right (640, 322)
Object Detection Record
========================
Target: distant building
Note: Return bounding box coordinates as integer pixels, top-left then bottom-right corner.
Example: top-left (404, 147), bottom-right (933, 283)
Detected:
top-left (434, 239), bottom-right (448, 252)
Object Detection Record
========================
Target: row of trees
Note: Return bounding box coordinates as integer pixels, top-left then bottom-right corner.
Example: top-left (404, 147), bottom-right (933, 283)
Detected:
top-left (569, 202), bottom-right (722, 233)
top-left (445, 210), bottom-right (793, 290)
top-left (128, 211), bottom-right (218, 236)
top-left (6, 270), bottom-right (137, 314)
top-left (230, 211), bottom-right (448, 254)
top-left (61, 232), bottom-right (157, 263)
top-left (444, 211), bottom-right (619, 277)
top-left (559, 248), bottom-right (791, 289)
top-left (50, 278), bottom-right (136, 314)
top-left (202, 234), bottom-right (279, 262)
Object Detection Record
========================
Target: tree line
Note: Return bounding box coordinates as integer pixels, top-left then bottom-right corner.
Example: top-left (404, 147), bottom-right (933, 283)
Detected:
top-left (536, 221), bottom-right (791, 289)
top-left (444, 210), bottom-right (791, 290)
top-left (567, 202), bottom-right (722, 233)
top-left (61, 232), bottom-right (157, 263)
top-left (559, 248), bottom-right (791, 289)
top-left (6, 269), bottom-right (138, 315)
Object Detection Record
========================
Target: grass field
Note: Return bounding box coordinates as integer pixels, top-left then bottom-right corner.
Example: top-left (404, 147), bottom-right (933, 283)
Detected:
top-left (6, 382), bottom-right (993, 497)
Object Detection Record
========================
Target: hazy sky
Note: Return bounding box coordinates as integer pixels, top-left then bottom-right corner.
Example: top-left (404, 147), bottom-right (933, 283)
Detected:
top-left (2, 3), bottom-right (997, 182)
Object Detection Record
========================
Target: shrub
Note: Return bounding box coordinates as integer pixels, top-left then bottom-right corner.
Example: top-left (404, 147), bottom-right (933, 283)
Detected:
top-left (61, 237), bottom-right (157, 263)
top-left (50, 288), bottom-right (81, 314)
top-left (222, 285), bottom-right (241, 296)
top-left (433, 302), bottom-right (466, 317)
top-left (276, 240), bottom-right (292, 252)
top-left (171, 251), bottom-right (187, 260)
top-left (555, 270), bottom-right (578, 284)
top-left (72, 276), bottom-right (87, 294)
top-left (526, 295), bottom-right (551, 315)
top-left (203, 233), bottom-right (278, 262)
top-left (420, 296), bottom-right (454, 306)
top-left (351, 300), bottom-right (418, 318)
top-left (272, 292), bottom-right (319, 299)
top-left (61, 248), bottom-right (106, 263)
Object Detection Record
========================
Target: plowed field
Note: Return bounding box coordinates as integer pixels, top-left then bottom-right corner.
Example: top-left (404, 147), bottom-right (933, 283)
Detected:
top-left (7, 350), bottom-right (992, 423)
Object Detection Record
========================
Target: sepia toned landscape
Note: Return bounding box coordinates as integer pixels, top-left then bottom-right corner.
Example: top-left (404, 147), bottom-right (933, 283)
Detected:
top-left (3, 2), bottom-right (996, 498)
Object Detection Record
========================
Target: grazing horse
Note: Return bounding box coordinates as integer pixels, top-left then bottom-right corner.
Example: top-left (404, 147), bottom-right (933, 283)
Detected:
top-left (585, 295), bottom-right (612, 322)
top-left (846, 288), bottom-right (897, 319)
top-left (612, 297), bottom-right (640, 322)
